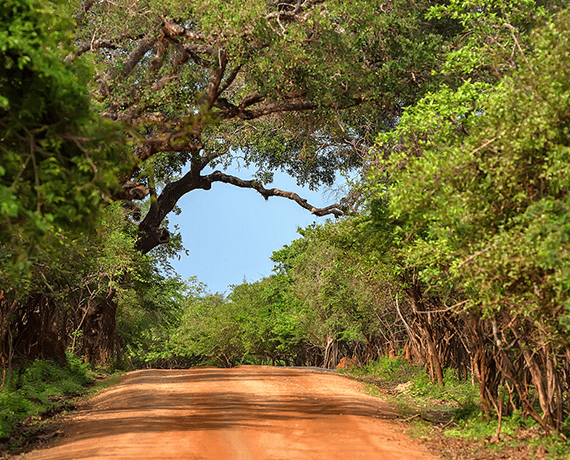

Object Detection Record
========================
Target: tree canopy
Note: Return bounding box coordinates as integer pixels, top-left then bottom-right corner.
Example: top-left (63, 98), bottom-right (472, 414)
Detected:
top-left (74, 0), bottom-right (456, 254)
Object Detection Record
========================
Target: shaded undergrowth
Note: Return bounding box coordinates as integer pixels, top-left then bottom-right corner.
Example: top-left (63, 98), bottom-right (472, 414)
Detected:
top-left (0, 355), bottom-right (117, 456)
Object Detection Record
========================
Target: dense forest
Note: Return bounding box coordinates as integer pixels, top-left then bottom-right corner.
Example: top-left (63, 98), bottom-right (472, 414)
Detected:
top-left (2, 0), bottom-right (570, 440)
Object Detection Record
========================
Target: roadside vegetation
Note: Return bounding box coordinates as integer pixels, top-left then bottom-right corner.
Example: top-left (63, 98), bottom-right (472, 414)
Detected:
top-left (2, 0), bottom-right (570, 458)
top-left (0, 354), bottom-right (91, 438)
top-left (341, 357), bottom-right (570, 460)
top-left (0, 355), bottom-right (92, 455)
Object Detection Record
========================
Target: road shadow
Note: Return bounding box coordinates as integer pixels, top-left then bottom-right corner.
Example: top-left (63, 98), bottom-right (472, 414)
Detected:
top-left (54, 367), bottom-right (398, 447)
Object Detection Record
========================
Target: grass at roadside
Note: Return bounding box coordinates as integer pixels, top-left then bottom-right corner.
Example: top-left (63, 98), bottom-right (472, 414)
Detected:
top-left (0, 355), bottom-right (123, 456)
top-left (339, 356), bottom-right (570, 460)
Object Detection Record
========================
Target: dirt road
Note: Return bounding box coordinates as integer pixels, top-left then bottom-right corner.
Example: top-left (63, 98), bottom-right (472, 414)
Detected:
top-left (24, 366), bottom-right (440, 460)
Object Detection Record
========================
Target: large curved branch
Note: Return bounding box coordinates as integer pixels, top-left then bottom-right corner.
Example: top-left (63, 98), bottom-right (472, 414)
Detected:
top-left (217, 65), bottom-right (241, 97)
top-left (135, 166), bottom-right (207, 253)
top-left (97, 37), bottom-right (156, 99)
top-left (246, 100), bottom-right (317, 118)
top-left (205, 170), bottom-right (344, 217)
top-left (135, 165), bottom-right (344, 253)
top-left (214, 98), bottom-right (317, 120)
top-left (162, 18), bottom-right (210, 43)
top-left (65, 39), bottom-right (118, 62)
top-left (132, 131), bottom-right (203, 163)
top-left (205, 50), bottom-right (228, 107)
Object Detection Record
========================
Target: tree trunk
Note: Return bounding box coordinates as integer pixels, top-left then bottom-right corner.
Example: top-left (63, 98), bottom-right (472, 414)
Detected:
top-left (81, 288), bottom-right (120, 364)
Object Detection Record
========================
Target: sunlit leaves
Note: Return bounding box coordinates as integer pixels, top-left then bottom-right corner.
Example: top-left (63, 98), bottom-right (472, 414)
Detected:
top-left (0, 0), bottom-right (129, 289)
top-left (369, 8), bottom-right (570, 337)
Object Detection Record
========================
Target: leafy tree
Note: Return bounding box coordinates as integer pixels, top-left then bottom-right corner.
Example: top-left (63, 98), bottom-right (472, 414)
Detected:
top-left (0, 0), bottom-right (133, 375)
top-left (171, 275), bottom-right (309, 367)
top-left (173, 290), bottom-right (240, 367)
top-left (228, 275), bottom-right (311, 365)
top-left (118, 273), bottom-right (198, 368)
top-left (0, 0), bottom-right (128, 290)
top-left (1, 202), bottom-right (139, 369)
top-left (72, 0), bottom-right (457, 254)
top-left (368, 5), bottom-right (570, 431)
top-left (271, 218), bottom-right (408, 367)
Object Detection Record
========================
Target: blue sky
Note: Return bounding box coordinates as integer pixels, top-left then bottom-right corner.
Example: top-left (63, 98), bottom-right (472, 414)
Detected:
top-left (167, 166), bottom-right (344, 294)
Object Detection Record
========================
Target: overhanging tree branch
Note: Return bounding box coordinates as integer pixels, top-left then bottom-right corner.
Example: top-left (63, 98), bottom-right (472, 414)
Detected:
top-left (97, 37), bottom-right (156, 99)
top-left (65, 39), bottom-right (117, 62)
top-left (205, 170), bottom-right (344, 217)
top-left (135, 166), bottom-right (344, 254)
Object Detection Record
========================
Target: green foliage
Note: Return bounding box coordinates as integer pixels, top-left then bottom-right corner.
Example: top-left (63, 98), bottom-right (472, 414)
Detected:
top-left (171, 275), bottom-right (309, 367)
top-left (272, 217), bottom-right (403, 354)
top-left (358, 355), bottom-right (418, 383)
top-left (357, 355), bottom-right (478, 410)
top-left (445, 411), bottom-right (533, 440)
top-left (0, 355), bottom-right (93, 438)
top-left (360, 4), bottom-right (570, 432)
top-left (228, 275), bottom-right (311, 364)
top-left (373, 7), bottom-right (570, 332)
top-left (118, 274), bottom-right (199, 368)
top-left (349, 359), bottom-right (570, 458)
top-left (163, 215), bottom-right (407, 369)
top-left (162, 215), bottom-right (405, 370)
top-left (426, 0), bottom-right (561, 78)
top-left (530, 434), bottom-right (570, 460)
top-left (196, 0), bottom-right (452, 187)
top-left (0, 0), bottom-right (129, 290)
top-left (38, 201), bottom-right (139, 313)
top-left (172, 291), bottom-right (233, 365)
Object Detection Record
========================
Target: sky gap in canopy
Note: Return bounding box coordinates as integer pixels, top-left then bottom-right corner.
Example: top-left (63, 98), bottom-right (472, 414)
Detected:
top-left (168, 165), bottom-right (346, 294)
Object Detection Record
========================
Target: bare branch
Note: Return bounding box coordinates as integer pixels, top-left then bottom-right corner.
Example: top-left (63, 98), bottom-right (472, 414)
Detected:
top-left (162, 17), bottom-right (209, 43)
top-left (157, 22), bottom-right (217, 67)
top-left (117, 37), bottom-right (157, 79)
top-left (181, 44), bottom-right (215, 67)
top-left (65, 39), bottom-right (118, 62)
top-left (217, 65), bottom-right (242, 97)
top-left (74, 0), bottom-right (95, 24)
top-left (129, 112), bottom-right (171, 125)
top-left (266, 0), bottom-right (314, 28)
top-left (205, 170), bottom-right (344, 217)
top-left (247, 100), bottom-right (317, 118)
top-left (112, 180), bottom-right (150, 201)
top-left (205, 50), bottom-right (228, 106)
top-left (216, 94), bottom-right (363, 120)
top-left (240, 93), bottom-right (266, 108)
top-left (215, 99), bottom-right (317, 120)
top-left (201, 145), bottom-right (232, 166)
top-left (94, 36), bottom-right (156, 101)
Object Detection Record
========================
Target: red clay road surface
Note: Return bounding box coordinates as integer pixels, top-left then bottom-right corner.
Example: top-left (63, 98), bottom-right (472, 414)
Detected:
top-left (24, 366), bottom-right (440, 460)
